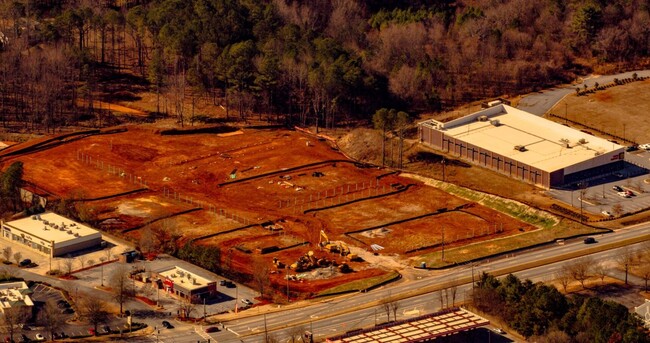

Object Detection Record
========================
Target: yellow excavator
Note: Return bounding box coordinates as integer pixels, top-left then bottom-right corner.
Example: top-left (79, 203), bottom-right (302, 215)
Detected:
top-left (319, 230), bottom-right (340, 253)
top-left (320, 230), bottom-right (358, 261)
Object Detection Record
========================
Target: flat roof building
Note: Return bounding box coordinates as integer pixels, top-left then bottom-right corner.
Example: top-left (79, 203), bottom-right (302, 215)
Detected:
top-left (419, 104), bottom-right (625, 188)
top-left (1, 212), bottom-right (102, 257)
top-left (156, 266), bottom-right (217, 303)
top-left (326, 307), bottom-right (489, 342)
top-left (0, 281), bottom-right (34, 315)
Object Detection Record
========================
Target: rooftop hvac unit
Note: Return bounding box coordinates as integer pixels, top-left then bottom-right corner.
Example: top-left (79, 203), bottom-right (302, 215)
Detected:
top-left (514, 145), bottom-right (527, 152)
top-left (490, 119), bottom-right (501, 126)
top-left (67, 230), bottom-right (73, 234)
top-left (73, 233), bottom-right (80, 237)
top-left (53, 225), bottom-right (59, 229)
top-left (478, 115), bottom-right (489, 122)
top-left (43, 220), bottom-right (49, 225)
top-left (31, 216), bottom-right (37, 220)
top-left (594, 151), bottom-right (603, 156)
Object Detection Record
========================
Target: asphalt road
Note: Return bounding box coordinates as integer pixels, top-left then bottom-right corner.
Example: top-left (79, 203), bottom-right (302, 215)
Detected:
top-left (192, 224), bottom-right (650, 343)
top-left (517, 70), bottom-right (650, 115)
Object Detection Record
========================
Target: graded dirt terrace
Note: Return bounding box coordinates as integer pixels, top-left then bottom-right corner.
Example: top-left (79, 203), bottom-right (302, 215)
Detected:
top-left (0, 125), bottom-right (542, 296)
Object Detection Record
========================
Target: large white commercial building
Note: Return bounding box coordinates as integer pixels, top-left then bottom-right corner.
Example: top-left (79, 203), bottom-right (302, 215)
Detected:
top-left (1, 212), bottom-right (102, 257)
top-left (419, 104), bottom-right (625, 188)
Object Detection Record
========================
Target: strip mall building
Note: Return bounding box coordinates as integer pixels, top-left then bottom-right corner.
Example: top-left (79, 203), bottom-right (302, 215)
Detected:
top-left (418, 104), bottom-right (625, 189)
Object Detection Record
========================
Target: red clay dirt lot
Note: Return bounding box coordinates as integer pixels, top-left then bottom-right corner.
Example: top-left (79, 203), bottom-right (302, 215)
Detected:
top-left (0, 124), bottom-right (538, 296)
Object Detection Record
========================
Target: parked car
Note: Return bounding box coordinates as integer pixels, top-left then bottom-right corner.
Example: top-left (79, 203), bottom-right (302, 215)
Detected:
top-left (162, 321), bottom-right (174, 329)
top-left (625, 190), bottom-right (634, 196)
top-left (88, 328), bottom-right (95, 336)
top-left (617, 191), bottom-right (630, 198)
top-left (639, 143), bottom-right (650, 150)
top-left (103, 325), bottom-right (111, 333)
top-left (20, 334), bottom-right (29, 342)
top-left (584, 237), bottom-right (597, 244)
top-left (61, 308), bottom-right (74, 314)
top-left (34, 333), bottom-right (44, 341)
top-left (601, 210), bottom-right (613, 217)
top-left (612, 185), bottom-right (623, 192)
top-left (205, 326), bottom-right (220, 333)
top-left (493, 328), bottom-right (506, 334)
top-left (241, 298), bottom-right (253, 305)
top-left (219, 280), bottom-right (226, 286)
top-left (19, 259), bottom-right (31, 267)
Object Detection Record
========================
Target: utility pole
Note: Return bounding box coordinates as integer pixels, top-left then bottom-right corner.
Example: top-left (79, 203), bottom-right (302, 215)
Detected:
top-left (264, 314), bottom-right (268, 342)
top-left (441, 227), bottom-right (445, 262)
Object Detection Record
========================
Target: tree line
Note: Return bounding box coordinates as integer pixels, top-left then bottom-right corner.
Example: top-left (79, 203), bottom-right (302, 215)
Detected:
top-left (472, 272), bottom-right (649, 342)
top-left (2, 0), bottom-right (650, 130)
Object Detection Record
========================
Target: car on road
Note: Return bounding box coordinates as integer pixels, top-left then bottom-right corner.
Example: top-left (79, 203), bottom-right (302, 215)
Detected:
top-left (584, 237), bottom-right (597, 244)
top-left (205, 326), bottom-right (220, 333)
top-left (601, 210), bottom-right (613, 217)
top-left (241, 298), bottom-right (253, 305)
top-left (612, 185), bottom-right (623, 192)
top-left (34, 333), bottom-right (44, 341)
top-left (639, 143), bottom-right (650, 150)
top-left (19, 259), bottom-right (31, 267)
top-left (493, 328), bottom-right (506, 334)
top-left (162, 321), bottom-right (174, 329)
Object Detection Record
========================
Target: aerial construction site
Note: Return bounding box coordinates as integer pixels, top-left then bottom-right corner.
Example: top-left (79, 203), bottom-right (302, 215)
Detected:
top-left (0, 124), bottom-right (543, 298)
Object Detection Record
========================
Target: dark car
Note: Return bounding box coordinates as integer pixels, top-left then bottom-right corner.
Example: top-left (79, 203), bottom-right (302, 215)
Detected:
top-left (103, 325), bottom-right (111, 333)
top-left (612, 185), bottom-right (623, 192)
top-left (219, 280), bottom-right (226, 286)
top-left (20, 334), bottom-right (29, 342)
top-left (205, 326), bottom-right (220, 333)
top-left (61, 308), bottom-right (74, 314)
top-left (162, 321), bottom-right (174, 329)
top-left (19, 259), bottom-right (31, 267)
top-left (584, 237), bottom-right (597, 244)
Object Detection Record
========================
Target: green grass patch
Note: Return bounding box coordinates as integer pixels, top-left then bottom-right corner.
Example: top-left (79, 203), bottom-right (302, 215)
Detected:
top-left (317, 271), bottom-right (401, 297)
top-left (416, 219), bottom-right (605, 268)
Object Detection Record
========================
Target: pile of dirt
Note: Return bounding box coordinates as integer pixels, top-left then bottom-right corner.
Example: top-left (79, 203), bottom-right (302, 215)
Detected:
top-left (336, 128), bottom-right (383, 164)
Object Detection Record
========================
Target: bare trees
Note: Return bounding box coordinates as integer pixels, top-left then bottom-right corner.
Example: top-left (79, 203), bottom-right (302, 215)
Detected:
top-left (567, 257), bottom-right (593, 289)
top-left (252, 256), bottom-right (271, 300)
top-left (109, 263), bottom-right (134, 315)
top-left (617, 248), bottom-right (636, 285)
top-left (38, 299), bottom-right (67, 341)
top-left (1, 307), bottom-right (28, 343)
top-left (78, 294), bottom-right (109, 336)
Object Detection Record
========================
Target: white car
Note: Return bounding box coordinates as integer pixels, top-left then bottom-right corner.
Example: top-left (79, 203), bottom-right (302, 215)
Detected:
top-left (640, 143), bottom-right (650, 150)
top-left (35, 333), bottom-right (45, 341)
top-left (493, 328), bottom-right (506, 334)
top-left (617, 191), bottom-right (630, 198)
top-left (601, 210), bottom-right (613, 217)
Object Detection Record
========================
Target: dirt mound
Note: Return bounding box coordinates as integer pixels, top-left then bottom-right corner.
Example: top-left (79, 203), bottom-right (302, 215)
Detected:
top-left (336, 128), bottom-right (383, 164)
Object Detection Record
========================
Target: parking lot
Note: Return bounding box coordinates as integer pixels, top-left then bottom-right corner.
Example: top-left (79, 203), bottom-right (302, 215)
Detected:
top-left (547, 150), bottom-right (650, 216)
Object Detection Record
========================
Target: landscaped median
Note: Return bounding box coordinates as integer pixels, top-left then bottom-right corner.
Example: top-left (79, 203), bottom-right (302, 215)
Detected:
top-left (316, 271), bottom-right (401, 297)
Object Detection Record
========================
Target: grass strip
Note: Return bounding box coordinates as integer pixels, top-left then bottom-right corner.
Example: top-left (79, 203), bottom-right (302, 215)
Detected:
top-left (317, 271), bottom-right (401, 297)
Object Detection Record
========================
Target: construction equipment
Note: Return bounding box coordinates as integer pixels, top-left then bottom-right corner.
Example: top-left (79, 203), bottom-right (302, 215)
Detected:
top-left (339, 242), bottom-right (359, 261)
top-left (319, 230), bottom-right (340, 253)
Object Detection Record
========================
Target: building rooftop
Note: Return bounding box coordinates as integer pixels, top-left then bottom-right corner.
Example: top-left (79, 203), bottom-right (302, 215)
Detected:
top-left (3, 212), bottom-right (100, 245)
top-left (157, 266), bottom-right (215, 291)
top-left (0, 282), bottom-right (34, 309)
top-left (326, 307), bottom-right (489, 342)
top-left (420, 104), bottom-right (625, 173)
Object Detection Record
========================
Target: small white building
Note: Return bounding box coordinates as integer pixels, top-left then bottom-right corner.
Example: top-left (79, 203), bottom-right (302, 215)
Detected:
top-left (0, 281), bottom-right (34, 315)
top-left (156, 266), bottom-right (217, 303)
top-left (1, 212), bottom-right (102, 257)
top-left (634, 299), bottom-right (650, 328)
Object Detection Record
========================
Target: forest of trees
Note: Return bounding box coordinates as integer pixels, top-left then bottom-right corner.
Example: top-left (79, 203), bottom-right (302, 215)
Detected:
top-left (1, 0), bottom-right (650, 131)
top-left (472, 273), bottom-right (649, 343)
